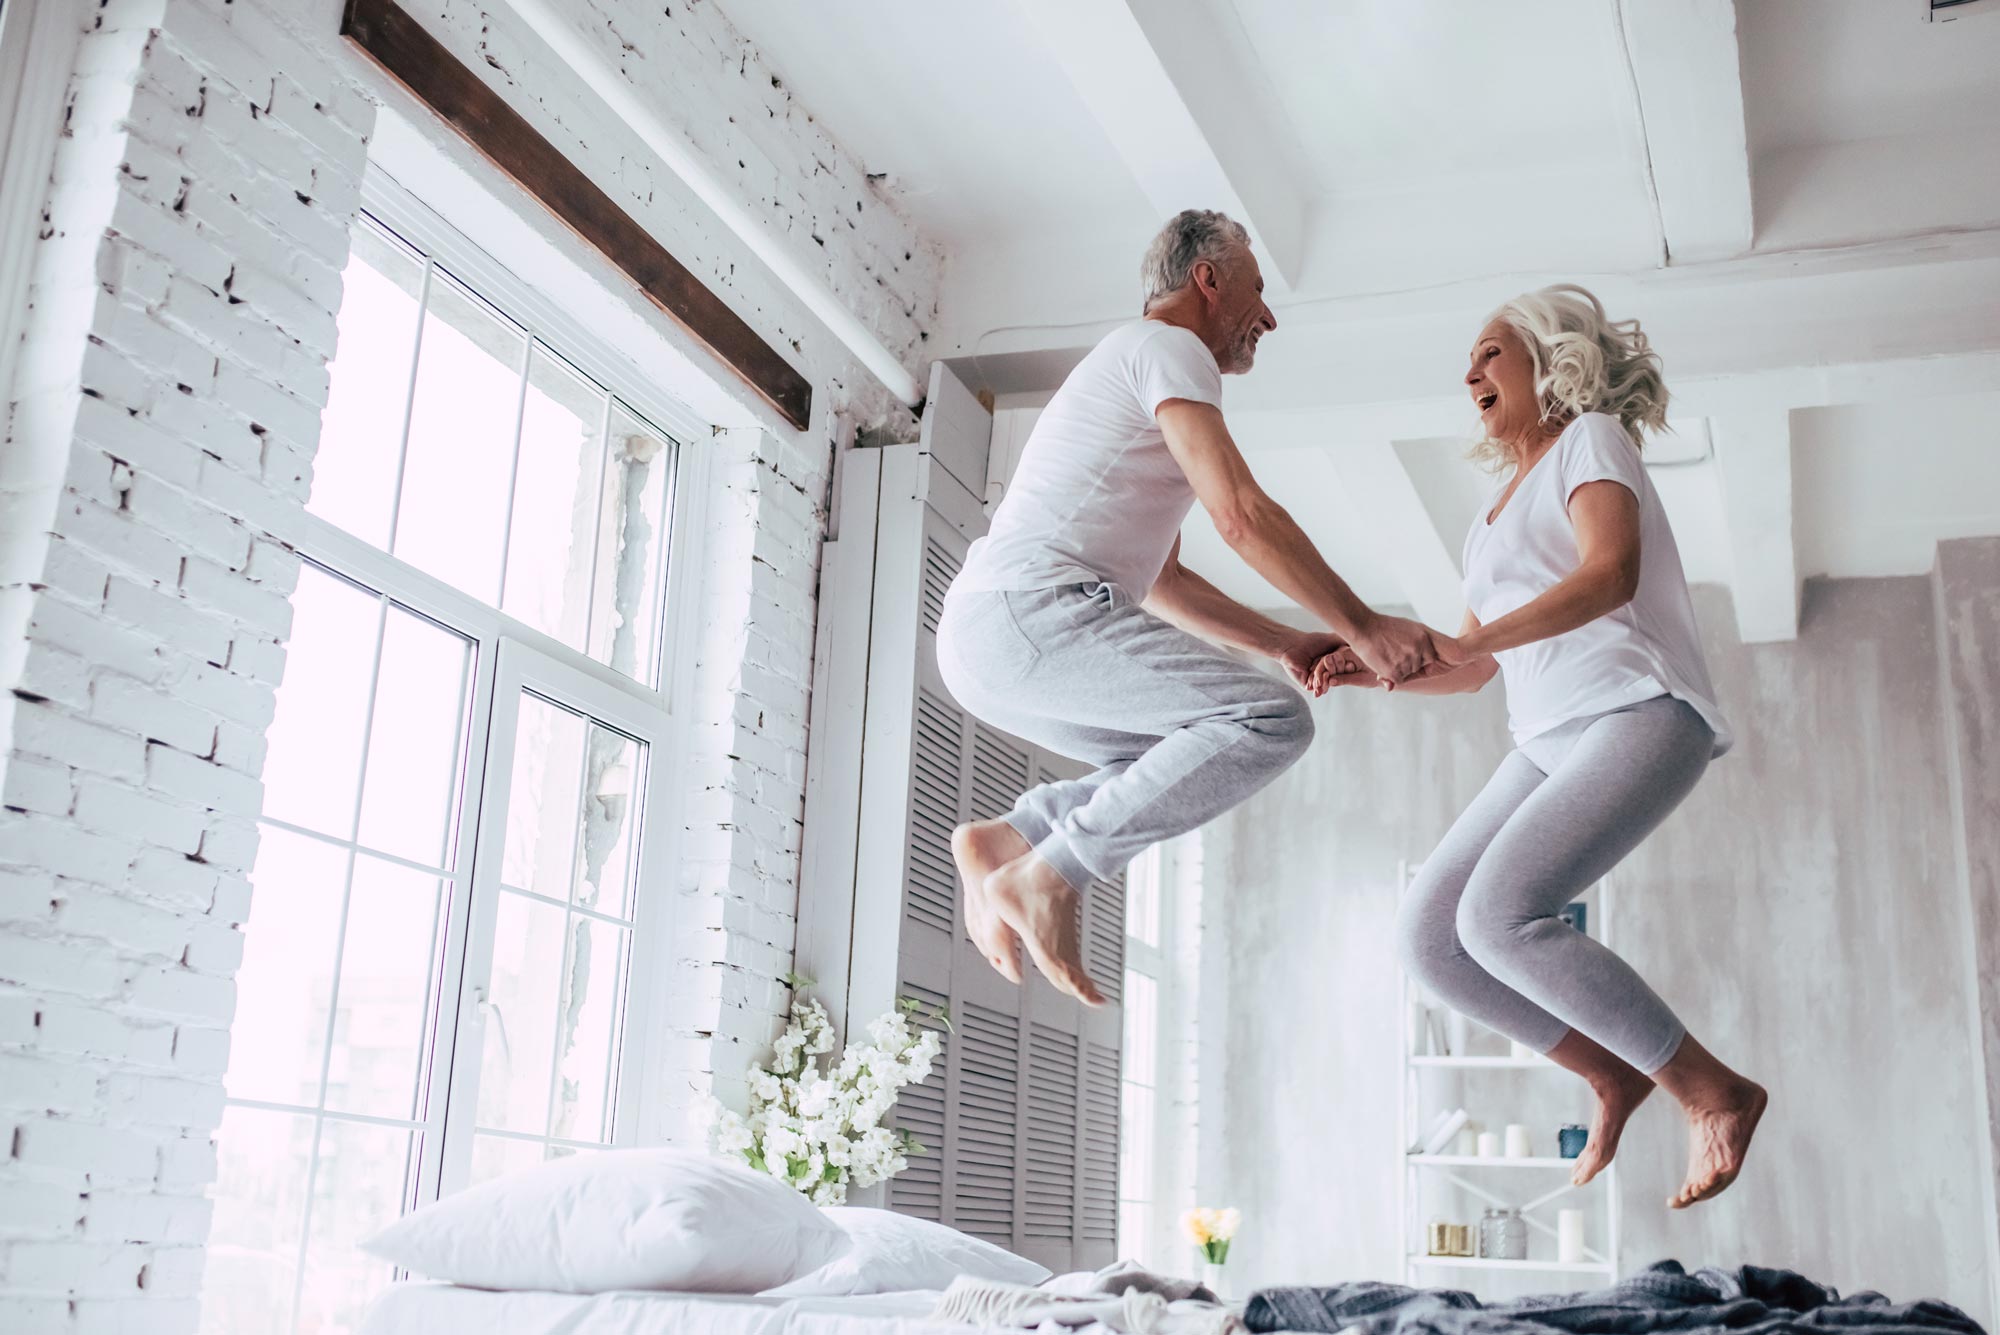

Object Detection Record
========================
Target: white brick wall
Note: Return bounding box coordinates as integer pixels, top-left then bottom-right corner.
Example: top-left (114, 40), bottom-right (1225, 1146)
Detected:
top-left (0, 3), bottom-right (376, 1329)
top-left (0, 0), bottom-right (941, 1329)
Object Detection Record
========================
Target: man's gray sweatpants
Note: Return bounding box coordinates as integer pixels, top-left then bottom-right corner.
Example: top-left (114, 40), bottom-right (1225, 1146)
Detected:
top-left (936, 582), bottom-right (1314, 892)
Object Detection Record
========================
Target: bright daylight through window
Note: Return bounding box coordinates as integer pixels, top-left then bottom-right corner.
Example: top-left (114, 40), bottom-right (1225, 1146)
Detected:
top-left (202, 206), bottom-right (688, 1335)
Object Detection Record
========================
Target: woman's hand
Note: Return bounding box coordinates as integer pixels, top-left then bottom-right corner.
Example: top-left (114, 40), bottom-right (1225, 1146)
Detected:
top-left (1276, 631), bottom-right (1350, 696)
top-left (1308, 646), bottom-right (1382, 693)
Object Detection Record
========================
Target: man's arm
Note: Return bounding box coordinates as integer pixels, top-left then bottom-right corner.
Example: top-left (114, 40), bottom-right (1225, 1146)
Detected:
top-left (1156, 399), bottom-right (1438, 681)
top-left (1145, 541), bottom-right (1347, 693)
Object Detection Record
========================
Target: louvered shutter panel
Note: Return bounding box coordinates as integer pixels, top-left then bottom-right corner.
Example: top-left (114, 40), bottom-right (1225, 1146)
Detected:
top-left (847, 426), bottom-right (1126, 1272)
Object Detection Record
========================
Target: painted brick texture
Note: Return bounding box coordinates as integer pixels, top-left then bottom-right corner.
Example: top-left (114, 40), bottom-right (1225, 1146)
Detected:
top-left (0, 0), bottom-right (939, 1329)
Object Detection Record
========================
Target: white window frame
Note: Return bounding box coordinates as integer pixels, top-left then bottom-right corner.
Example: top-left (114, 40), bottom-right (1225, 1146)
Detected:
top-left (243, 165), bottom-right (716, 1215)
top-left (1119, 842), bottom-right (1174, 1266)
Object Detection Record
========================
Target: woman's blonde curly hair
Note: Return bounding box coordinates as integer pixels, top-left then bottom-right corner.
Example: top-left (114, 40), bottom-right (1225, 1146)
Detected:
top-left (1473, 284), bottom-right (1670, 467)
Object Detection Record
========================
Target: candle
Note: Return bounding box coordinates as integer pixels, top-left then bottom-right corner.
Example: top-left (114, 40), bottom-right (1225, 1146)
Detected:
top-left (1476, 1131), bottom-right (1500, 1158)
top-left (1558, 1209), bottom-right (1586, 1264)
top-left (1504, 1124), bottom-right (1531, 1158)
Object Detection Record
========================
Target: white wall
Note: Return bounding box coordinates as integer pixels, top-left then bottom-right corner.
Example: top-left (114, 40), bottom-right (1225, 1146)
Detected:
top-left (1197, 576), bottom-right (1999, 1322)
top-left (0, 1), bottom-right (944, 1329)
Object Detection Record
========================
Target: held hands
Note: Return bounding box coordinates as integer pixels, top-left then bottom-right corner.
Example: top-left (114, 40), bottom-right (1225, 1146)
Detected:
top-left (1276, 631), bottom-right (1351, 696)
top-left (1347, 614), bottom-right (1445, 688)
top-left (1305, 620), bottom-right (1474, 692)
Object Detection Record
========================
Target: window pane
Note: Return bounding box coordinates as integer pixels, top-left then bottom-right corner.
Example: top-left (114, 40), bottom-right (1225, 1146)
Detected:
top-left (1123, 971), bottom-right (1159, 1087)
top-left (393, 270), bottom-right (525, 605)
top-left (502, 694), bottom-right (586, 897)
top-left (261, 567), bottom-right (380, 839)
top-left (502, 345), bottom-right (606, 652)
top-left (477, 890), bottom-right (565, 1135)
top-left (574, 724), bottom-right (642, 918)
top-left (321, 856), bottom-right (445, 1121)
top-left (549, 915), bottom-right (629, 1143)
top-left (1118, 1201), bottom-right (1151, 1269)
top-left (467, 1132), bottom-right (548, 1187)
top-left (296, 1119), bottom-right (415, 1335)
top-left (354, 607), bottom-right (471, 867)
top-left (1126, 847), bottom-right (1161, 948)
top-left (590, 404), bottom-right (674, 685)
top-left (1119, 1081), bottom-right (1155, 1202)
top-left (310, 222), bottom-right (424, 549)
top-left (202, 1105), bottom-right (314, 1335)
top-left (228, 829), bottom-right (350, 1106)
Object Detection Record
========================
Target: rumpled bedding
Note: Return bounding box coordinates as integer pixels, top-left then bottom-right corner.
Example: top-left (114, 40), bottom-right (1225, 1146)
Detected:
top-left (932, 1260), bottom-right (1239, 1335)
top-left (1244, 1261), bottom-right (1986, 1335)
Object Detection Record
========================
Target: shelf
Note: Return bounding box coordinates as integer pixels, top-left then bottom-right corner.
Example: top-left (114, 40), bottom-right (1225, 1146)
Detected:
top-left (1408, 1255), bottom-right (1612, 1275)
top-left (1409, 1155), bottom-right (1581, 1169)
top-left (1411, 1055), bottom-right (1552, 1069)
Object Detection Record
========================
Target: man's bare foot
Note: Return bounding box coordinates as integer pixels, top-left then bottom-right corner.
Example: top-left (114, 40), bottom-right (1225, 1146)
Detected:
top-left (1572, 1064), bottom-right (1654, 1187)
top-left (951, 820), bottom-right (1028, 983)
top-left (1671, 1079), bottom-right (1767, 1208)
top-left (984, 852), bottom-right (1107, 1007)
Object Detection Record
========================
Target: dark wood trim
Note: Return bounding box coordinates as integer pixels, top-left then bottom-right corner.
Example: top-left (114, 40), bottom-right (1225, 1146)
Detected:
top-left (340, 0), bottom-right (813, 431)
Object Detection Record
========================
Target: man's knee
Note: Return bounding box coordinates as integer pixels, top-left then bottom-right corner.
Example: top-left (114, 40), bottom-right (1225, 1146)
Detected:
top-left (1254, 689), bottom-right (1315, 765)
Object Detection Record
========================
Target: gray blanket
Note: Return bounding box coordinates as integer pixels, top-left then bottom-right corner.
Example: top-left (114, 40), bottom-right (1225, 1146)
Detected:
top-left (1245, 1262), bottom-right (1985, 1335)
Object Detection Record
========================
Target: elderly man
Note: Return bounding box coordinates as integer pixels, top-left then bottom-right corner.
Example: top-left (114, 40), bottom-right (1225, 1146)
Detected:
top-left (936, 209), bottom-right (1441, 1005)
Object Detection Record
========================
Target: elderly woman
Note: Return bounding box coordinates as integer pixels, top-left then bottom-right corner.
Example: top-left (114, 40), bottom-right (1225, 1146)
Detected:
top-left (1315, 285), bottom-right (1765, 1208)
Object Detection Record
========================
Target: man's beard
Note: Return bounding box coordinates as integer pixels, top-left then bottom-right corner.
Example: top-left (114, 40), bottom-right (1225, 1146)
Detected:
top-left (1227, 334), bottom-right (1258, 372)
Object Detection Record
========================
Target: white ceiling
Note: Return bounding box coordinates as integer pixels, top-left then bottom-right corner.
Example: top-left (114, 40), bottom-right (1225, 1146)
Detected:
top-left (711, 0), bottom-right (2000, 634)
top-left (1739, 0), bottom-right (2000, 152)
top-left (708, 1), bottom-right (1155, 243)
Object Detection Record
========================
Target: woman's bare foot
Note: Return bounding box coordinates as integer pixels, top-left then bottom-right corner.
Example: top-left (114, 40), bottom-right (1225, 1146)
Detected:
top-left (1540, 1029), bottom-right (1654, 1187)
top-left (950, 820), bottom-right (1028, 982)
top-left (1572, 1064), bottom-right (1653, 1187)
top-left (984, 852), bottom-right (1107, 1007)
top-left (1671, 1078), bottom-right (1767, 1208)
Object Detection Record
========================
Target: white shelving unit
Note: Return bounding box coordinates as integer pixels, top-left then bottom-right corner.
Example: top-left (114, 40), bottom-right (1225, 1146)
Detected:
top-left (1395, 861), bottom-right (1620, 1291)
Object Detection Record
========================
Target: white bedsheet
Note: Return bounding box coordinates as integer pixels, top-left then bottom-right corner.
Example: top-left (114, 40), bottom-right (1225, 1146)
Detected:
top-left (359, 1283), bottom-right (989, 1335)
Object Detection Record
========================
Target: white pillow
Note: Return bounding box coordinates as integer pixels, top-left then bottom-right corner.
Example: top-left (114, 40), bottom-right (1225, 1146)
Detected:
top-left (762, 1207), bottom-right (1052, 1297)
top-left (362, 1149), bottom-right (848, 1293)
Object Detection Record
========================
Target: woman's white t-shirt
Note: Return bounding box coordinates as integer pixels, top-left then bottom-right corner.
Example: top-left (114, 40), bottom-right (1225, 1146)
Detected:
top-left (1461, 413), bottom-right (1733, 757)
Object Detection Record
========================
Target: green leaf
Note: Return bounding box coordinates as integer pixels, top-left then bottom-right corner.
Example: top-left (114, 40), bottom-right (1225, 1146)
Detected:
top-left (782, 972), bottom-right (816, 992)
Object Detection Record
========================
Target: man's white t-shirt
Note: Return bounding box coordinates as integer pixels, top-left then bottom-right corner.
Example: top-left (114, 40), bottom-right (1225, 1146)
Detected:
top-left (956, 320), bottom-right (1222, 601)
top-left (1461, 412), bottom-right (1733, 757)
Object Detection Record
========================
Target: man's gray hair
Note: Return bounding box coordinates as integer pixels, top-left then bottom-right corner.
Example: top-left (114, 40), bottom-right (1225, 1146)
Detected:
top-left (1140, 209), bottom-right (1251, 311)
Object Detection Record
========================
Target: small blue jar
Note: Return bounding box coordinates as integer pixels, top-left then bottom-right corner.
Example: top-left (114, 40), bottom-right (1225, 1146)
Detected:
top-left (1558, 1124), bottom-right (1589, 1159)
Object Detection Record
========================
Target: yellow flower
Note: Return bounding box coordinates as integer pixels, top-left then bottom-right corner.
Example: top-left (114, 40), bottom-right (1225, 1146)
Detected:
top-left (1181, 1207), bottom-right (1214, 1246)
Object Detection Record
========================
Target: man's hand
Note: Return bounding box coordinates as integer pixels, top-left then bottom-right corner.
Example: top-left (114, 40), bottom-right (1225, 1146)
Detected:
top-left (1275, 631), bottom-right (1349, 696)
top-left (1347, 614), bottom-right (1441, 685)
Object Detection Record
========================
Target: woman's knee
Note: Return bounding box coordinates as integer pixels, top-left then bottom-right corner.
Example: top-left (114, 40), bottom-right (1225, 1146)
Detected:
top-left (1395, 877), bottom-right (1461, 987)
top-left (1454, 884), bottom-right (1536, 969)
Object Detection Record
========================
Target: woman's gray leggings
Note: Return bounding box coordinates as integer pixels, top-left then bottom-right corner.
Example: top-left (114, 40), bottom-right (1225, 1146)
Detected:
top-left (1397, 695), bottom-right (1712, 1075)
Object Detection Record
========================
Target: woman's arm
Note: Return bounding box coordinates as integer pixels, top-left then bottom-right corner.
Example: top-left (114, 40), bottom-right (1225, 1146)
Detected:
top-left (1447, 481), bottom-right (1641, 661)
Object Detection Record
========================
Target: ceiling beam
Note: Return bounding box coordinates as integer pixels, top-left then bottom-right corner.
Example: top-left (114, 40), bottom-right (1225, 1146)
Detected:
top-left (1711, 412), bottom-right (1800, 643)
top-left (1319, 441), bottom-right (1465, 631)
top-left (1013, 0), bottom-right (1308, 290)
top-left (1614, 0), bottom-right (1755, 264)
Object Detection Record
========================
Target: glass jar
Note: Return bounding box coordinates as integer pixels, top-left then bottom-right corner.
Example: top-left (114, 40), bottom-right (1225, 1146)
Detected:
top-left (1479, 1207), bottom-right (1528, 1260)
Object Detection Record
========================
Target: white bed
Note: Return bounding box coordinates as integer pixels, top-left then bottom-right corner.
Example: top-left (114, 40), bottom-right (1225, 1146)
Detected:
top-left (359, 1283), bottom-right (988, 1335)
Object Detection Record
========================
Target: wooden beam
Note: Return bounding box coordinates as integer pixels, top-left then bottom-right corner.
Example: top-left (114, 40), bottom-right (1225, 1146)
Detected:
top-left (1711, 412), bottom-right (1800, 642)
top-left (1615, 0), bottom-right (1754, 264)
top-left (340, 0), bottom-right (813, 431)
top-left (1014, 0), bottom-right (1308, 290)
